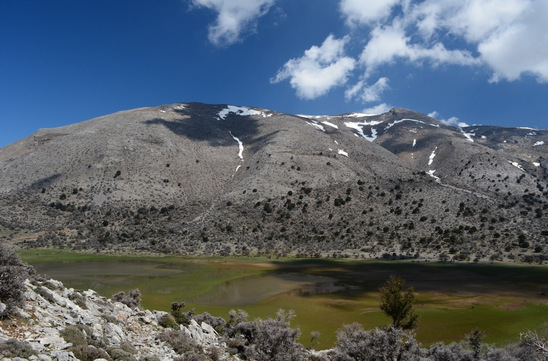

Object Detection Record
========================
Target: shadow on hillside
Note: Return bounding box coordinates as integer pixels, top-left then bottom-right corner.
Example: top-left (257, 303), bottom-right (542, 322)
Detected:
top-left (27, 173), bottom-right (62, 190)
top-left (143, 103), bottom-right (267, 148)
top-left (265, 259), bottom-right (548, 297)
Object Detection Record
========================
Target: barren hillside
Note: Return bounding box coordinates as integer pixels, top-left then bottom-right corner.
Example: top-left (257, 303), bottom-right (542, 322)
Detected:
top-left (1, 103), bottom-right (546, 262)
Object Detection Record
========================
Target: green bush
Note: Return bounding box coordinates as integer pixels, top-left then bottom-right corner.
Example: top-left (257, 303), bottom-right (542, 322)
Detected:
top-left (158, 313), bottom-right (179, 329)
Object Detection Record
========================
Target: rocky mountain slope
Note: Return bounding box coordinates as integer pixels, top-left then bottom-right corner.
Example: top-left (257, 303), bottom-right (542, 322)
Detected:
top-left (0, 103), bottom-right (547, 262)
top-left (0, 277), bottom-right (228, 360)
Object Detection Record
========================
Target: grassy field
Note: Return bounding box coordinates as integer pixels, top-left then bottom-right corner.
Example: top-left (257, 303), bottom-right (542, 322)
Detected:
top-left (20, 249), bottom-right (548, 349)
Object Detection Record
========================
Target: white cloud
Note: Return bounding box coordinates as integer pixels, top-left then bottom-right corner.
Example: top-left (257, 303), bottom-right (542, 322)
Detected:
top-left (191, 0), bottom-right (276, 46)
top-left (271, 35), bottom-right (356, 99)
top-left (346, 77), bottom-right (390, 102)
top-left (339, 0), bottom-right (401, 25)
top-left (478, 1), bottom-right (548, 82)
top-left (359, 20), bottom-right (480, 74)
top-left (269, 0), bottom-right (547, 108)
top-left (428, 111), bottom-right (469, 127)
top-left (363, 103), bottom-right (392, 115)
top-left (445, 0), bottom-right (529, 43)
top-left (408, 0), bottom-right (548, 83)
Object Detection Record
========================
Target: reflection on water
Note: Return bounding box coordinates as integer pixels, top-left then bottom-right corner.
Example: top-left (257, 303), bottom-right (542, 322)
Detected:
top-left (31, 261), bottom-right (348, 306)
top-left (194, 273), bottom-right (346, 305)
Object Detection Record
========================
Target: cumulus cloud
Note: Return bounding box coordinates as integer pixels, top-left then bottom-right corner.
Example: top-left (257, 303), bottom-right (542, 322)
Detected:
top-left (268, 0), bottom-right (548, 107)
top-left (478, 0), bottom-right (548, 82)
top-left (345, 77), bottom-right (390, 102)
top-left (428, 111), bottom-right (469, 127)
top-left (339, 0), bottom-right (401, 25)
top-left (363, 103), bottom-right (392, 115)
top-left (359, 20), bottom-right (480, 75)
top-left (406, 0), bottom-right (548, 82)
top-left (271, 35), bottom-right (356, 99)
top-left (191, 0), bottom-right (276, 46)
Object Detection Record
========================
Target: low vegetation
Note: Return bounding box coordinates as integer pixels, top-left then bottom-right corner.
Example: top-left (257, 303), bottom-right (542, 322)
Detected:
top-left (1, 248), bottom-right (548, 360)
top-left (0, 242), bottom-right (33, 317)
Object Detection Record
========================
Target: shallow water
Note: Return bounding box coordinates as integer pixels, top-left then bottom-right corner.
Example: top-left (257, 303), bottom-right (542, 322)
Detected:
top-left (32, 260), bottom-right (346, 306)
top-left (28, 256), bottom-right (548, 348)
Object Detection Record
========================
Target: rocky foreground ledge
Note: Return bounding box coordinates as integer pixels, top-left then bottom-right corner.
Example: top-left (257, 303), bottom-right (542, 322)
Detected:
top-left (0, 278), bottom-right (226, 361)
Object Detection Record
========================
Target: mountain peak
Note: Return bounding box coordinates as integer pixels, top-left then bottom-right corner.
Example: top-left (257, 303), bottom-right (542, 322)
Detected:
top-left (0, 103), bottom-right (546, 262)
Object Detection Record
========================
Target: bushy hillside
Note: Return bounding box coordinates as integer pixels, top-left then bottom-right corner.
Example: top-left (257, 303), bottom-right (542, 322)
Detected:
top-left (0, 103), bottom-right (546, 262)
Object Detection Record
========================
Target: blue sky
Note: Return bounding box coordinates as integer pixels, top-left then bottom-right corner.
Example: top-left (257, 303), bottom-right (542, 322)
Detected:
top-left (1, 0), bottom-right (547, 148)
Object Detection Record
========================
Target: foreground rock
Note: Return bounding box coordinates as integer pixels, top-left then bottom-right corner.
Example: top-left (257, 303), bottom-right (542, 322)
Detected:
top-left (0, 278), bottom-right (225, 360)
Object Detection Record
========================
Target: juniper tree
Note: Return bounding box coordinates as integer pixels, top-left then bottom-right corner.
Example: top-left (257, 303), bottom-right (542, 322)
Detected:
top-left (379, 275), bottom-right (419, 330)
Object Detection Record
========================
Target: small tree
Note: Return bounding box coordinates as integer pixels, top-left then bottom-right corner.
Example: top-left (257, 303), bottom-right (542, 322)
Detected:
top-left (379, 275), bottom-right (419, 330)
top-left (0, 243), bottom-right (34, 317)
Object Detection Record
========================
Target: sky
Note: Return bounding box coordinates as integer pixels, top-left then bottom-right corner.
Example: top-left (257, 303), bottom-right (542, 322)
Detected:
top-left (1, 0), bottom-right (547, 148)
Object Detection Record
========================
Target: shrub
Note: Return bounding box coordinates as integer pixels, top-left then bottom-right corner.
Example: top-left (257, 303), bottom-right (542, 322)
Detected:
top-left (157, 329), bottom-right (198, 354)
top-left (158, 313), bottom-right (179, 329)
top-left (426, 342), bottom-right (474, 361)
top-left (107, 346), bottom-right (137, 361)
top-left (0, 242), bottom-right (34, 317)
top-left (331, 324), bottom-right (421, 361)
top-left (111, 289), bottom-right (141, 309)
top-left (192, 312), bottom-right (226, 334)
top-left (71, 345), bottom-right (112, 361)
top-left (226, 309), bottom-right (249, 337)
top-left (0, 338), bottom-right (37, 358)
top-left (243, 309), bottom-right (305, 361)
top-left (60, 325), bottom-right (88, 347)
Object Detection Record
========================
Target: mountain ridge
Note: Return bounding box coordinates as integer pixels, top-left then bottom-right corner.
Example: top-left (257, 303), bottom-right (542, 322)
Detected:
top-left (1, 103), bottom-right (546, 262)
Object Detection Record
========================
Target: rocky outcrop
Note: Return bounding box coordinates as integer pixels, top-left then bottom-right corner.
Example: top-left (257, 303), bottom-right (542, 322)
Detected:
top-left (0, 278), bottom-right (226, 361)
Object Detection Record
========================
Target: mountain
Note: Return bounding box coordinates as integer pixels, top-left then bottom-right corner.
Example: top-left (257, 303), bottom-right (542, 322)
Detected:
top-left (0, 103), bottom-right (546, 262)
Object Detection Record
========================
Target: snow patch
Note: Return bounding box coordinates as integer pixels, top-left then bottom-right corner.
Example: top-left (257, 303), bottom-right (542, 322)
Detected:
top-left (384, 119), bottom-right (406, 130)
top-left (321, 120), bottom-right (339, 129)
top-left (229, 131), bottom-right (244, 160)
top-left (344, 112), bottom-right (378, 118)
top-left (481, 135), bottom-right (487, 139)
top-left (306, 120), bottom-right (325, 132)
top-left (428, 147), bottom-right (437, 166)
top-left (174, 104), bottom-right (186, 110)
top-left (235, 165), bottom-right (241, 172)
top-left (427, 170), bottom-right (440, 183)
top-left (344, 121), bottom-right (380, 141)
top-left (533, 162), bottom-right (541, 167)
top-left (388, 118), bottom-right (440, 129)
top-left (509, 161), bottom-right (524, 171)
top-left (460, 128), bottom-right (475, 142)
top-left (298, 114), bottom-right (328, 119)
top-left (159, 110), bottom-right (166, 113)
top-left (338, 149), bottom-right (349, 157)
top-left (533, 141), bottom-right (545, 146)
top-left (412, 139), bottom-right (416, 147)
top-left (218, 105), bottom-right (267, 120)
